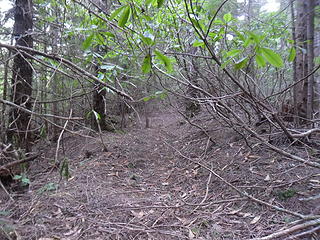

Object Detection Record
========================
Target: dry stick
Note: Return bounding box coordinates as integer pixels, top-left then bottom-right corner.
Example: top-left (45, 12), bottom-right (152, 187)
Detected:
top-left (267, 63), bottom-right (320, 99)
top-left (190, 165), bottom-right (213, 214)
top-left (0, 179), bottom-right (14, 201)
top-left (0, 98), bottom-right (97, 140)
top-left (185, 0), bottom-right (295, 142)
top-left (250, 218), bottom-right (320, 240)
top-left (216, 101), bottom-right (320, 169)
top-left (0, 42), bottom-right (133, 101)
top-left (290, 128), bottom-right (320, 138)
top-left (288, 224), bottom-right (320, 239)
top-left (157, 14), bottom-right (319, 167)
top-left (164, 141), bottom-right (306, 219)
top-left (0, 154), bottom-right (38, 172)
top-left (0, 98), bottom-right (82, 121)
top-left (55, 110), bottom-right (73, 165)
top-left (156, 67), bottom-right (320, 168)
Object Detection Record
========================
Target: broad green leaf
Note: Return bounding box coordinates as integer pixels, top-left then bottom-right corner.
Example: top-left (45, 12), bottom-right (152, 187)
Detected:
top-left (243, 37), bottom-right (253, 48)
top-left (288, 47), bottom-right (296, 62)
top-left (287, 39), bottom-right (294, 44)
top-left (157, 0), bottom-right (165, 8)
top-left (154, 50), bottom-right (173, 72)
top-left (110, 5), bottom-right (126, 20)
top-left (96, 33), bottom-right (105, 45)
top-left (223, 13), bottom-right (232, 22)
top-left (142, 54), bottom-right (152, 73)
top-left (255, 54), bottom-right (266, 67)
top-left (213, 19), bottom-right (224, 25)
top-left (233, 29), bottom-right (245, 41)
top-left (234, 57), bottom-right (248, 70)
top-left (208, 32), bottom-right (216, 38)
top-left (82, 34), bottom-right (94, 50)
top-left (103, 32), bottom-right (115, 38)
top-left (141, 32), bottom-right (155, 46)
top-left (192, 39), bottom-right (205, 47)
top-left (146, 0), bottom-right (155, 5)
top-left (141, 36), bottom-right (154, 46)
top-left (118, 6), bottom-right (131, 27)
top-left (225, 49), bottom-right (241, 58)
top-left (261, 47), bottom-right (284, 68)
top-left (221, 58), bottom-right (232, 69)
top-left (143, 15), bottom-right (152, 21)
top-left (248, 31), bottom-right (260, 44)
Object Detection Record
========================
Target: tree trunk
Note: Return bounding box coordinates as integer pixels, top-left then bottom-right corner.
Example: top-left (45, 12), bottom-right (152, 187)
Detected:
top-left (7, 0), bottom-right (34, 153)
top-left (293, 0), bottom-right (308, 123)
top-left (306, 0), bottom-right (315, 121)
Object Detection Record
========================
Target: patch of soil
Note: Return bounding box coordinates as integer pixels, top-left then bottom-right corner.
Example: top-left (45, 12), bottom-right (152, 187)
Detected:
top-left (1, 109), bottom-right (319, 239)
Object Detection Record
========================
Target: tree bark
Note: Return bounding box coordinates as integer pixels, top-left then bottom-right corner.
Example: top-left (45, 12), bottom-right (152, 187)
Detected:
top-left (7, 0), bottom-right (34, 152)
top-left (293, 0), bottom-right (308, 123)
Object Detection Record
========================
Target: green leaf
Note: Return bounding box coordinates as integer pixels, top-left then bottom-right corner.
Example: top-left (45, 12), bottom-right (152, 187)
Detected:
top-left (223, 13), bottom-right (232, 22)
top-left (101, 65), bottom-right (115, 71)
top-left (141, 32), bottom-right (155, 46)
top-left (243, 37), bottom-right (253, 48)
top-left (255, 54), bottom-right (266, 67)
top-left (142, 54), bottom-right (152, 73)
top-left (154, 50), bottom-right (173, 72)
top-left (157, 0), bottom-right (165, 8)
top-left (191, 18), bottom-right (202, 30)
top-left (146, 0), bottom-right (155, 5)
top-left (234, 57), bottom-right (248, 70)
top-left (22, 177), bottom-right (30, 185)
top-left (143, 96), bottom-right (152, 102)
top-left (192, 39), bottom-right (205, 47)
top-left (118, 6), bottom-right (131, 27)
top-left (103, 32), bottom-right (115, 38)
top-left (248, 31), bottom-right (261, 44)
top-left (213, 19), bottom-right (224, 25)
top-left (13, 175), bottom-right (22, 180)
top-left (93, 110), bottom-right (101, 120)
top-left (288, 47), bottom-right (296, 62)
top-left (82, 34), bottom-right (94, 50)
top-left (97, 73), bottom-right (104, 80)
top-left (261, 47), bottom-right (284, 68)
top-left (96, 33), bottom-right (105, 45)
top-left (225, 49), bottom-right (241, 58)
top-left (110, 5), bottom-right (126, 20)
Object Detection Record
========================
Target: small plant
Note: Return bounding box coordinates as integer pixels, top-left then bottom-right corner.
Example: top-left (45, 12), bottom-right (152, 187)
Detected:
top-left (277, 189), bottom-right (297, 200)
top-left (13, 174), bottom-right (30, 186)
top-left (37, 182), bottom-right (58, 194)
top-left (60, 158), bottom-right (71, 180)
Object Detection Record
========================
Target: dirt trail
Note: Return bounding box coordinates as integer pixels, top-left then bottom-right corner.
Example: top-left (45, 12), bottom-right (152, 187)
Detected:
top-left (2, 109), bottom-right (320, 240)
top-left (3, 110), bottom-right (198, 239)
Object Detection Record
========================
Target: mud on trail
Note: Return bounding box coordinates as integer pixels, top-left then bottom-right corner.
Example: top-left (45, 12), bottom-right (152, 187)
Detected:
top-left (1, 109), bottom-right (320, 239)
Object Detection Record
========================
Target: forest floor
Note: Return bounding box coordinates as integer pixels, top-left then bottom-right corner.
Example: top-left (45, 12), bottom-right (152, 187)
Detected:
top-left (1, 108), bottom-right (320, 240)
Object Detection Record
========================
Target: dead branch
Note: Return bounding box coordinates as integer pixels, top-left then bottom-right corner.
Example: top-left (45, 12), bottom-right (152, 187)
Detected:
top-left (55, 110), bottom-right (73, 165)
top-left (289, 128), bottom-right (320, 138)
top-left (251, 218), bottom-right (320, 240)
top-left (164, 141), bottom-right (307, 219)
top-left (0, 154), bottom-right (39, 173)
top-left (0, 42), bottom-right (133, 101)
